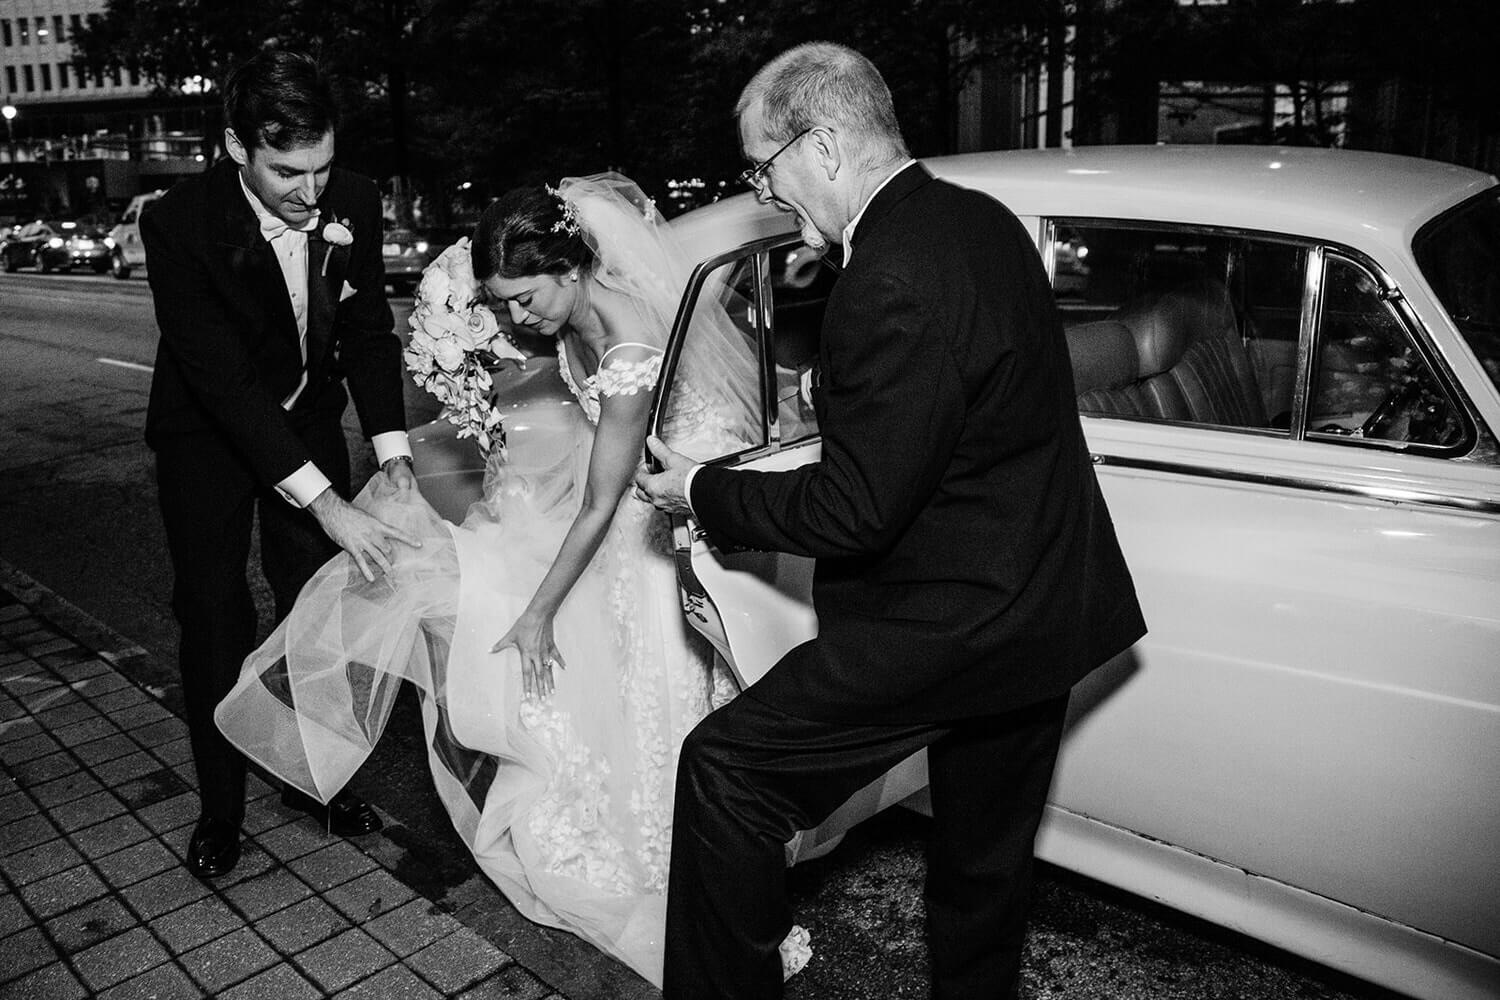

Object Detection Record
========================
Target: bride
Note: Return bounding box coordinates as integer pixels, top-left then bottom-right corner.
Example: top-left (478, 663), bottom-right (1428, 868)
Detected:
top-left (214, 173), bottom-right (811, 986)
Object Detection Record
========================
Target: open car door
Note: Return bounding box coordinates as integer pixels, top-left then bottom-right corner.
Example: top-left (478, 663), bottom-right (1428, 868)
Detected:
top-left (649, 237), bottom-right (929, 856)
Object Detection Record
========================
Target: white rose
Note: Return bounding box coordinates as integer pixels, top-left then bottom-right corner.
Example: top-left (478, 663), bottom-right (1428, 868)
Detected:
top-left (422, 307), bottom-right (470, 344)
top-left (444, 243), bottom-right (478, 307)
top-left (322, 220), bottom-right (354, 246)
top-left (408, 324), bottom-right (439, 356)
top-left (403, 346), bottom-right (435, 377)
top-left (432, 338), bottom-right (465, 373)
top-left (462, 304), bottom-right (500, 351)
top-left (416, 263), bottom-right (453, 309)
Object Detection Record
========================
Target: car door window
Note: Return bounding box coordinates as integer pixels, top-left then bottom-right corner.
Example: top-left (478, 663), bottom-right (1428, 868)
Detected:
top-left (1050, 223), bottom-right (1300, 433)
top-left (1307, 254), bottom-right (1463, 449)
top-left (658, 239), bottom-right (832, 461)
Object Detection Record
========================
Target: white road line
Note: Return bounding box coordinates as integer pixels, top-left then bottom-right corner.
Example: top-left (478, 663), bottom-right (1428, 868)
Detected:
top-left (97, 357), bottom-right (154, 372)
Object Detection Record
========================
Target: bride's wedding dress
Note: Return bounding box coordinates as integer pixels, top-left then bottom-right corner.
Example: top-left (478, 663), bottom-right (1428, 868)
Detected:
top-left (215, 173), bottom-right (813, 986)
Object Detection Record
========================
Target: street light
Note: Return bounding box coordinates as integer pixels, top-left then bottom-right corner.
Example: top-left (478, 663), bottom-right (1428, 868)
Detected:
top-left (2, 105), bottom-right (16, 215)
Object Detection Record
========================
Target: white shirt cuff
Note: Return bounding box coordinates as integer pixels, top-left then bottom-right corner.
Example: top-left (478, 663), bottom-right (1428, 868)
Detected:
top-left (372, 431), bottom-right (413, 466)
top-left (275, 461), bottom-right (333, 509)
top-left (682, 463), bottom-right (703, 519)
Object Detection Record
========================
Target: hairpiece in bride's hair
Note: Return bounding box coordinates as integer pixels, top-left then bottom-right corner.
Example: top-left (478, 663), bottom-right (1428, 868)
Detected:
top-left (544, 183), bottom-right (582, 238)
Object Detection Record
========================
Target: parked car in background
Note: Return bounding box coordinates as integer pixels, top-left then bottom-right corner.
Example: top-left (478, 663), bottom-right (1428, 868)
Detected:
top-left (35, 218), bottom-right (117, 274)
top-left (1, 219), bottom-right (60, 272)
top-left (383, 226), bottom-right (469, 295)
top-left (412, 146), bottom-right (1500, 1000)
top-left (107, 190), bottom-right (164, 279)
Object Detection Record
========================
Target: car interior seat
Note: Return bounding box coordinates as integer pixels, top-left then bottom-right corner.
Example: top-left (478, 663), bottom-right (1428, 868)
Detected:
top-left (1067, 280), bottom-right (1268, 428)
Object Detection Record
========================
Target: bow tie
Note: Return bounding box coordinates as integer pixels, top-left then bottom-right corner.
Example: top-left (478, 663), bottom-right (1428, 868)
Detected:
top-left (259, 213), bottom-right (319, 243)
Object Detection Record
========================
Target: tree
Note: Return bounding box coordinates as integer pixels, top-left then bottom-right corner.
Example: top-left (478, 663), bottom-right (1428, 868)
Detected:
top-left (71, 0), bottom-right (437, 210)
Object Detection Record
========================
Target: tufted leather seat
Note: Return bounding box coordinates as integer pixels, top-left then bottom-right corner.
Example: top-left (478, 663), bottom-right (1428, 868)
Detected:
top-left (1066, 281), bottom-right (1268, 428)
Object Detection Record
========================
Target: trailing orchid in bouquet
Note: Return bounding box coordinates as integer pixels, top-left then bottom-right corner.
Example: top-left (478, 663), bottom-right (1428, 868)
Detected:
top-left (404, 238), bottom-right (524, 455)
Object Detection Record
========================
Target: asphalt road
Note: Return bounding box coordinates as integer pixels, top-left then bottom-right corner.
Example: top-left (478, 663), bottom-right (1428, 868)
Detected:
top-left (0, 268), bottom-right (1403, 1000)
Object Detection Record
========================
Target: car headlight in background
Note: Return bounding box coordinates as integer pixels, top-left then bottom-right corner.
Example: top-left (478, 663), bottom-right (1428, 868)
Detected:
top-left (104, 237), bottom-right (116, 249)
top-left (415, 240), bottom-right (429, 254)
top-left (47, 237), bottom-right (64, 249)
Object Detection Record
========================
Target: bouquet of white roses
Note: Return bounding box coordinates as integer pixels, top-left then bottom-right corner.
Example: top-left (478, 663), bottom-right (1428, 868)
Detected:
top-left (403, 238), bottom-right (524, 456)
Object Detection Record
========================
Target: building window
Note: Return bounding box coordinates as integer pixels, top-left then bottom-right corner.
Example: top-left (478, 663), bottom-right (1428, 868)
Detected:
top-left (2, 19), bottom-right (11, 46)
top-left (4, 66), bottom-right (16, 93)
top-left (58, 63), bottom-right (69, 88)
top-left (53, 15), bottom-right (65, 43)
top-left (19, 18), bottom-right (30, 44)
top-left (40, 64), bottom-right (51, 91)
top-left (110, 67), bottom-right (121, 87)
top-left (74, 65), bottom-right (86, 89)
top-left (35, 17), bottom-right (46, 41)
top-left (23, 64), bottom-right (35, 92)
top-left (70, 14), bottom-right (83, 37)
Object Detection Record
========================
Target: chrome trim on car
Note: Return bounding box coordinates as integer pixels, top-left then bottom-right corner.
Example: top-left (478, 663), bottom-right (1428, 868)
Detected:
top-left (753, 247), bottom-right (779, 445)
top-left (1290, 244), bottom-right (1323, 442)
top-left (1091, 452), bottom-right (1500, 516)
top-left (652, 233), bottom-right (802, 462)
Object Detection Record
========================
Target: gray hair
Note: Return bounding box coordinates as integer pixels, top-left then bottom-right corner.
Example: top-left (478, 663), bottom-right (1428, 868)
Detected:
top-left (736, 42), bottom-right (909, 170)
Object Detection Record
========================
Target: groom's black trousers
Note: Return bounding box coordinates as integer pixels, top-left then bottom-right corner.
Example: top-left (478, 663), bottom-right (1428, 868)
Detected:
top-left (154, 416), bottom-right (348, 826)
top-left (662, 688), bottom-right (1069, 1000)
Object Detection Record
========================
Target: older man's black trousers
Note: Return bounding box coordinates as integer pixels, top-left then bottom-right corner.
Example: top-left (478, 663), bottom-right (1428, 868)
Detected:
top-left (662, 688), bottom-right (1069, 1000)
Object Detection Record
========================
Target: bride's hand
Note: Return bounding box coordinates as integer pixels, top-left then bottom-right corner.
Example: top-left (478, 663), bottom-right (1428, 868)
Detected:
top-left (490, 612), bottom-right (563, 699)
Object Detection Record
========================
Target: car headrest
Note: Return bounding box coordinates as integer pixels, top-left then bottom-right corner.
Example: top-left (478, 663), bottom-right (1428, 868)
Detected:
top-left (1065, 321), bottom-right (1139, 394)
top-left (1112, 280), bottom-right (1236, 377)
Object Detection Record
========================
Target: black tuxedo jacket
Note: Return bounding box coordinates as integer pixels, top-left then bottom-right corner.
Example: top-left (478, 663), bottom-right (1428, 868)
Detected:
top-left (142, 158), bottom-right (404, 487)
top-left (692, 165), bottom-right (1146, 723)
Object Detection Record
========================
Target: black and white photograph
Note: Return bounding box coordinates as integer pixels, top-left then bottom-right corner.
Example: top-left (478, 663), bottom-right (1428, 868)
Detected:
top-left (1, 2), bottom-right (1497, 998)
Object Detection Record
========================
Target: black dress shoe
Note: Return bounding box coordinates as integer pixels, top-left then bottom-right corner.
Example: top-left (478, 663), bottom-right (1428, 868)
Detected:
top-left (186, 815), bottom-right (241, 879)
top-left (280, 787), bottom-right (384, 837)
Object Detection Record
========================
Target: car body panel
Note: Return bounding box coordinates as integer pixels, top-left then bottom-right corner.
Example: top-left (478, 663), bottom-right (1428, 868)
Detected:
top-left (1, 219), bottom-right (56, 270)
top-left (415, 147), bottom-right (1500, 1000)
top-left (108, 191), bottom-right (163, 272)
top-left (36, 222), bottom-right (114, 273)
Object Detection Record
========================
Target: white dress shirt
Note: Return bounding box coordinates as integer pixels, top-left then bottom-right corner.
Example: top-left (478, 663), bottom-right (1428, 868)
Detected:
top-left (238, 175), bottom-right (411, 508)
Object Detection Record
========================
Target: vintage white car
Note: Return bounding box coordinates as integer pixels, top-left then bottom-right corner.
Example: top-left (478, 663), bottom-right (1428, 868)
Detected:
top-left (413, 146), bottom-right (1500, 1000)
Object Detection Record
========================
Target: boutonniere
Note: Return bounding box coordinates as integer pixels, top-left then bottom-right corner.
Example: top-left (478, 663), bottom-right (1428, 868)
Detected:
top-left (320, 218), bottom-right (353, 276)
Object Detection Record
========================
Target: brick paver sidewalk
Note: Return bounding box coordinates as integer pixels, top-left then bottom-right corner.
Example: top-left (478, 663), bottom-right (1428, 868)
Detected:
top-left (0, 586), bottom-right (563, 999)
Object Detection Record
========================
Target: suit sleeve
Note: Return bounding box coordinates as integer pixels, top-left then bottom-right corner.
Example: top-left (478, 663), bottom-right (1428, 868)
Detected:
top-left (142, 198), bottom-right (314, 485)
top-left (692, 266), bottom-right (966, 558)
top-left (333, 180), bottom-right (405, 439)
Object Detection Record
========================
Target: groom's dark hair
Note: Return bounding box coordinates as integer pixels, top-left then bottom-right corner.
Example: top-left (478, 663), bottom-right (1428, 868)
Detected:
top-left (472, 186), bottom-right (591, 282)
top-left (222, 49), bottom-right (340, 154)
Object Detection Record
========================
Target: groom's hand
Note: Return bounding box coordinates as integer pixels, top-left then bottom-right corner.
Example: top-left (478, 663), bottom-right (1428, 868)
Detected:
top-left (634, 436), bottom-right (695, 516)
top-left (308, 488), bottom-right (422, 582)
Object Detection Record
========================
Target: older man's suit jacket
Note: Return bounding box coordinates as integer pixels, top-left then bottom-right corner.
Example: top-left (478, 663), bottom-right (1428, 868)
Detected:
top-left (142, 158), bottom-right (404, 483)
top-left (691, 164), bottom-right (1146, 723)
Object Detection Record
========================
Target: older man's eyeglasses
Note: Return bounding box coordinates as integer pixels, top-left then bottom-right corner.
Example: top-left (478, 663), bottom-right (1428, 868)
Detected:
top-left (738, 128), bottom-right (813, 191)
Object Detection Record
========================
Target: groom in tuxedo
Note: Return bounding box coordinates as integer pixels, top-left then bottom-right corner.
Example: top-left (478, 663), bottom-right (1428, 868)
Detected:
top-left (638, 43), bottom-right (1146, 998)
top-left (144, 49), bottom-right (420, 879)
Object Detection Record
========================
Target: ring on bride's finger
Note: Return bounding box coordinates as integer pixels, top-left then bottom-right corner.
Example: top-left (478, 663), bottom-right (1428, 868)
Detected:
top-left (542, 658), bottom-right (559, 670)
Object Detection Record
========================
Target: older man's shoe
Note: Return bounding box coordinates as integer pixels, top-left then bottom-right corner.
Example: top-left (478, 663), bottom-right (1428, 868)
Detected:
top-left (186, 816), bottom-right (241, 879)
top-left (280, 787), bottom-right (383, 837)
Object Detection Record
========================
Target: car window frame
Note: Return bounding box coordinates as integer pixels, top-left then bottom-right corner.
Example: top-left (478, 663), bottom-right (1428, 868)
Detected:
top-left (651, 233), bottom-right (798, 470)
top-left (1306, 246), bottom-right (1481, 459)
top-left (1042, 217), bottom-right (1488, 461)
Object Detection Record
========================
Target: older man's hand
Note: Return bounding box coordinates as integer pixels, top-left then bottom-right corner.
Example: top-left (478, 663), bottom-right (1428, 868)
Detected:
top-left (634, 436), bottom-right (696, 515)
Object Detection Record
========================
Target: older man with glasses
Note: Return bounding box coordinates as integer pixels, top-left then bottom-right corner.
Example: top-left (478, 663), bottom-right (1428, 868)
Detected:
top-left (637, 41), bottom-right (1146, 1000)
